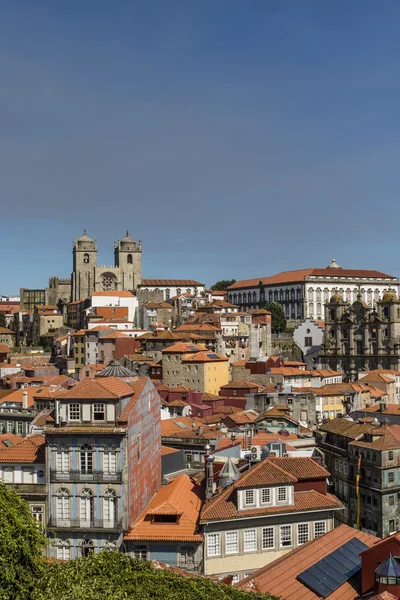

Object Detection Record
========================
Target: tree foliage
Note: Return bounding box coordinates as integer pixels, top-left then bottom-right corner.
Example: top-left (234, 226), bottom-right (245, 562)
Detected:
top-left (0, 482), bottom-right (48, 600)
top-left (211, 279), bottom-right (236, 291)
top-left (33, 551), bottom-right (278, 600)
top-left (0, 311), bottom-right (6, 328)
top-left (262, 302), bottom-right (287, 333)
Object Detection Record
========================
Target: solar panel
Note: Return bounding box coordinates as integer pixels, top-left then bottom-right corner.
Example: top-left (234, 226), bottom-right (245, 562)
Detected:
top-left (297, 538), bottom-right (368, 599)
top-left (207, 353), bottom-right (220, 359)
top-left (175, 421), bottom-right (189, 429)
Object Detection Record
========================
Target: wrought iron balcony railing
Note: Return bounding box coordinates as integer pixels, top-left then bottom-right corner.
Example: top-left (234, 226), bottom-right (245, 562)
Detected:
top-left (50, 470), bottom-right (122, 483)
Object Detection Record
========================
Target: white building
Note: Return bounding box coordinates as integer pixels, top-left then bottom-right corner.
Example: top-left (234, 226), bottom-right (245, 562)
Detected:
top-left (227, 260), bottom-right (399, 322)
top-left (86, 291), bottom-right (138, 323)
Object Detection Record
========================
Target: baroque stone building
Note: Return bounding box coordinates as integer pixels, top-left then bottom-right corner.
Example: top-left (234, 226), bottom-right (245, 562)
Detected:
top-left (321, 290), bottom-right (400, 381)
top-left (71, 231), bottom-right (142, 301)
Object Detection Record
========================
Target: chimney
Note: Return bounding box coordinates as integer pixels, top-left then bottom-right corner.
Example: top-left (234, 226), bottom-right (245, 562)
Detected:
top-left (22, 391), bottom-right (28, 410)
top-left (379, 401), bottom-right (387, 413)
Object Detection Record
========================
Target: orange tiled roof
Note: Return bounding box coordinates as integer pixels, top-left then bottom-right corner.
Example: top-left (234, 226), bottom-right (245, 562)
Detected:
top-left (0, 433), bottom-right (24, 449)
top-left (182, 351), bottom-right (228, 363)
top-left (236, 524), bottom-right (378, 599)
top-left (201, 487), bottom-right (342, 523)
top-left (56, 377), bottom-right (134, 400)
top-left (220, 381), bottom-right (260, 389)
top-left (0, 327), bottom-right (14, 334)
top-left (161, 342), bottom-right (202, 354)
top-left (0, 344), bottom-right (10, 353)
top-left (124, 474), bottom-right (203, 542)
top-left (228, 268), bottom-right (397, 289)
top-left (161, 446), bottom-right (180, 456)
top-left (0, 434), bottom-right (45, 463)
top-left (175, 324), bottom-right (220, 332)
top-left (0, 386), bottom-right (39, 407)
top-left (349, 423), bottom-right (400, 451)
top-left (269, 457), bottom-right (330, 480)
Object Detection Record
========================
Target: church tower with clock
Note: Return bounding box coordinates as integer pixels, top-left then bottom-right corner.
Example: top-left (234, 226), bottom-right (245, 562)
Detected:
top-left (71, 231), bottom-right (142, 301)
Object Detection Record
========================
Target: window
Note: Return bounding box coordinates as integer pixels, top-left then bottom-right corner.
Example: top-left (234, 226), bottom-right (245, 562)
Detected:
top-left (225, 531), bottom-right (238, 554)
top-left (244, 489), bottom-right (255, 506)
top-left (244, 529), bottom-right (257, 552)
top-left (388, 471), bottom-right (395, 483)
top-left (103, 489), bottom-right (117, 525)
top-left (56, 446), bottom-right (69, 474)
top-left (31, 505), bottom-right (44, 526)
top-left (133, 545), bottom-right (147, 559)
top-left (80, 488), bottom-right (94, 524)
top-left (17, 422), bottom-right (23, 434)
top-left (207, 533), bottom-right (220, 557)
top-left (314, 521), bottom-right (326, 537)
top-left (280, 525), bottom-right (292, 547)
top-left (55, 539), bottom-right (71, 561)
top-left (277, 487), bottom-right (287, 502)
top-left (389, 519), bottom-right (396, 534)
top-left (137, 435), bottom-right (141, 462)
top-left (261, 488), bottom-right (271, 504)
top-left (56, 488), bottom-right (70, 523)
top-left (389, 451), bottom-right (394, 461)
top-left (7, 421), bottom-right (14, 433)
top-left (22, 467), bottom-right (34, 483)
top-left (69, 403), bottom-right (80, 421)
top-left (93, 403), bottom-right (105, 421)
top-left (304, 337), bottom-right (312, 347)
top-left (80, 444), bottom-right (93, 474)
top-left (297, 523), bottom-right (309, 545)
top-left (103, 445), bottom-right (117, 475)
top-left (389, 495), bottom-right (395, 506)
top-left (127, 253), bottom-right (133, 264)
top-left (81, 539), bottom-right (95, 557)
top-left (262, 527), bottom-right (274, 549)
top-left (3, 467), bottom-right (14, 483)
top-left (231, 575), bottom-right (239, 584)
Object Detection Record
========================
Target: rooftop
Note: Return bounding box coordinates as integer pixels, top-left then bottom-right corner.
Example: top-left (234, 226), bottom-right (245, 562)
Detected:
top-left (0, 434), bottom-right (45, 464)
top-left (236, 524), bottom-right (378, 599)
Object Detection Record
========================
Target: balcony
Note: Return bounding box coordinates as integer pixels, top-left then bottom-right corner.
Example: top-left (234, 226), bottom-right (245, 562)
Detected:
top-left (50, 470), bottom-right (122, 483)
top-left (48, 518), bottom-right (123, 531)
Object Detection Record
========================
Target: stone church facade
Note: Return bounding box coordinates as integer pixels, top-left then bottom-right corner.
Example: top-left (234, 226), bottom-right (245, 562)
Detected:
top-left (321, 290), bottom-right (400, 381)
top-left (71, 231), bottom-right (142, 301)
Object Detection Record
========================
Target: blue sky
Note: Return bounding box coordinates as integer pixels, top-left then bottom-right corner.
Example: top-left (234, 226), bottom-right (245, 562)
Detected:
top-left (1, 0), bottom-right (400, 294)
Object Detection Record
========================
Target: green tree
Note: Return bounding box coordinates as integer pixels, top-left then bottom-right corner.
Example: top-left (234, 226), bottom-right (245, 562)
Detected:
top-left (0, 482), bottom-right (48, 600)
top-left (33, 551), bottom-right (279, 600)
top-left (211, 279), bottom-right (236, 291)
top-left (262, 301), bottom-right (287, 333)
top-left (0, 311), bottom-right (6, 328)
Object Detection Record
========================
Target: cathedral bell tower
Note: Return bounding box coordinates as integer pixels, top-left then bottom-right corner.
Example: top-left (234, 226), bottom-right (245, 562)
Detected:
top-left (71, 230), bottom-right (97, 301)
top-left (114, 232), bottom-right (142, 291)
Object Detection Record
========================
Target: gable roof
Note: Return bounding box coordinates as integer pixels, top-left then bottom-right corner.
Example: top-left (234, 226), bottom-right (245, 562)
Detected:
top-left (236, 524), bottom-right (378, 599)
top-left (124, 474), bottom-right (203, 542)
top-left (141, 279), bottom-right (204, 287)
top-left (269, 457), bottom-right (330, 480)
top-left (0, 434), bottom-right (45, 464)
top-left (228, 269), bottom-right (397, 290)
top-left (56, 377), bottom-right (134, 400)
top-left (161, 342), bottom-right (203, 354)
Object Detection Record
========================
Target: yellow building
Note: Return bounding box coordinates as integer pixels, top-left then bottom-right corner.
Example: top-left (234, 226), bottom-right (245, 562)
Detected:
top-left (161, 343), bottom-right (229, 394)
top-left (72, 329), bottom-right (86, 370)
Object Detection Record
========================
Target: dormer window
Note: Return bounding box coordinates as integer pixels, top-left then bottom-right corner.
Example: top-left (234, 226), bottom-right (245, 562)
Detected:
top-left (153, 514), bottom-right (178, 523)
top-left (278, 487), bottom-right (287, 502)
top-left (245, 489), bottom-right (255, 506)
top-left (93, 403), bottom-right (105, 421)
top-left (69, 403), bottom-right (80, 421)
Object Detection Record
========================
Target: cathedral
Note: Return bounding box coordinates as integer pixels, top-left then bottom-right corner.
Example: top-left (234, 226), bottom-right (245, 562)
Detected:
top-left (321, 289), bottom-right (400, 381)
top-left (71, 231), bottom-right (142, 301)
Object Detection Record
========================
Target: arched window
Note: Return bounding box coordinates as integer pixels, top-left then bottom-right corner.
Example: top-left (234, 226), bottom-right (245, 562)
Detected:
top-left (103, 488), bottom-right (117, 526)
top-left (324, 288), bottom-right (329, 301)
top-left (80, 444), bottom-right (93, 475)
top-left (56, 488), bottom-right (70, 524)
top-left (317, 303), bottom-right (322, 318)
top-left (81, 539), bottom-right (95, 557)
top-left (308, 288), bottom-right (314, 301)
top-left (176, 288), bottom-right (181, 295)
top-left (384, 307), bottom-right (389, 319)
top-left (238, 293), bottom-right (242, 304)
top-left (269, 291), bottom-right (273, 301)
top-left (80, 488), bottom-right (94, 524)
top-left (165, 288), bottom-right (170, 300)
top-left (56, 445), bottom-right (69, 475)
top-left (55, 539), bottom-right (71, 561)
top-left (233, 293), bottom-right (237, 304)
top-left (316, 288), bottom-right (321, 301)
top-left (103, 444), bottom-right (117, 475)
top-left (186, 288), bottom-right (192, 294)
top-left (367, 289), bottom-right (372, 306)
top-left (330, 309), bottom-right (335, 321)
top-left (279, 289), bottom-right (284, 302)
top-left (375, 289), bottom-right (380, 301)
top-left (346, 288), bottom-right (351, 302)
top-left (309, 302), bottom-right (314, 317)
top-left (83, 253), bottom-right (89, 264)
top-left (103, 540), bottom-right (118, 550)
top-left (252, 291), bottom-right (257, 303)
top-left (274, 291), bottom-right (278, 301)
top-left (127, 254), bottom-right (133, 264)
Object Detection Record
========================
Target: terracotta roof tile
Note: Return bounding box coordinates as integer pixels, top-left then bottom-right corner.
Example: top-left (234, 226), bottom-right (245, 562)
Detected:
top-left (91, 291), bottom-right (135, 297)
top-left (117, 377), bottom-right (148, 422)
top-left (182, 351), bottom-right (228, 363)
top-left (0, 434), bottom-right (45, 463)
top-left (220, 381), bottom-right (260, 389)
top-left (269, 457), bottom-right (330, 480)
top-left (161, 446), bottom-right (181, 456)
top-left (124, 474), bottom-right (203, 542)
top-left (0, 433), bottom-right (24, 449)
top-left (229, 268), bottom-right (397, 290)
top-left (161, 342), bottom-right (203, 354)
top-left (56, 377), bottom-right (134, 400)
top-left (236, 524), bottom-right (378, 599)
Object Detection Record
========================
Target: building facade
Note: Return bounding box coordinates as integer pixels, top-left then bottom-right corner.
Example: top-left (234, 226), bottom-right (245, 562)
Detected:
top-left (321, 290), bottom-right (400, 381)
top-left (227, 261), bottom-right (399, 322)
top-left (71, 231), bottom-right (142, 301)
